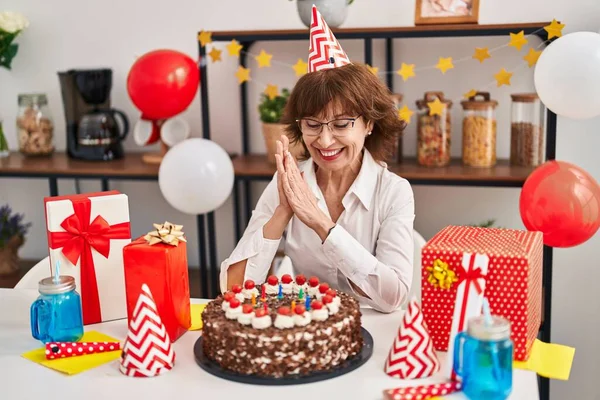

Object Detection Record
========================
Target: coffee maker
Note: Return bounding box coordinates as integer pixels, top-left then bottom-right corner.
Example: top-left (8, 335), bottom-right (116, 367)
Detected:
top-left (58, 69), bottom-right (129, 161)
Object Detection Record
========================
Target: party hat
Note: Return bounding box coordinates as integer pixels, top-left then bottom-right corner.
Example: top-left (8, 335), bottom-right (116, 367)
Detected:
top-left (308, 5), bottom-right (351, 72)
top-left (119, 284), bottom-right (175, 377)
top-left (384, 299), bottom-right (440, 379)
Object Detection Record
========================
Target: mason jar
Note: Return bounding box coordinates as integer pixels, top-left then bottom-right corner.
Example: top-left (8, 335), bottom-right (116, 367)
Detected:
top-left (510, 93), bottom-right (546, 167)
top-left (461, 92), bottom-right (498, 167)
top-left (415, 91), bottom-right (452, 167)
top-left (16, 93), bottom-right (55, 156)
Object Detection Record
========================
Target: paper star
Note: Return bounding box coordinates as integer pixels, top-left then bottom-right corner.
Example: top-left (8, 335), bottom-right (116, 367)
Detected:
top-left (235, 66), bottom-right (251, 84)
top-left (436, 57), bottom-right (454, 74)
top-left (397, 63), bottom-right (415, 82)
top-left (544, 19), bottom-right (565, 39)
top-left (255, 50), bottom-right (273, 68)
top-left (198, 31), bottom-right (212, 47)
top-left (398, 105), bottom-right (414, 124)
top-left (494, 68), bottom-right (513, 87)
top-left (264, 84), bottom-right (278, 100)
top-left (367, 65), bottom-right (379, 76)
top-left (523, 48), bottom-right (542, 67)
top-left (208, 47), bottom-right (222, 63)
top-left (473, 47), bottom-right (491, 63)
top-left (427, 98), bottom-right (445, 116)
top-left (463, 89), bottom-right (478, 99)
top-left (226, 40), bottom-right (243, 57)
top-left (508, 31), bottom-right (528, 51)
top-left (292, 58), bottom-right (308, 77)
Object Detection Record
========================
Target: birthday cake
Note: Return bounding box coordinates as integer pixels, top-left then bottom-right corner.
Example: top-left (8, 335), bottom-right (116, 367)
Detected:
top-left (201, 274), bottom-right (364, 378)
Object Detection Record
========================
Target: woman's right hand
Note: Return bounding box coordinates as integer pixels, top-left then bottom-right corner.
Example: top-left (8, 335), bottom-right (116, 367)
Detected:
top-left (275, 135), bottom-right (293, 216)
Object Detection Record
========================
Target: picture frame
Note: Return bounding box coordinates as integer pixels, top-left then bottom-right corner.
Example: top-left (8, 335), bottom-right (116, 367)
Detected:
top-left (414, 0), bottom-right (480, 25)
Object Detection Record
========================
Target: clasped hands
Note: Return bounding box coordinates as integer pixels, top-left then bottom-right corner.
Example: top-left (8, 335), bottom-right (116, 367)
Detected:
top-left (274, 135), bottom-right (335, 242)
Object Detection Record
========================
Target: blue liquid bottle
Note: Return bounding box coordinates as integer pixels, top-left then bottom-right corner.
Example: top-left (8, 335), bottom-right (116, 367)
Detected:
top-left (30, 276), bottom-right (84, 343)
top-left (453, 315), bottom-right (513, 400)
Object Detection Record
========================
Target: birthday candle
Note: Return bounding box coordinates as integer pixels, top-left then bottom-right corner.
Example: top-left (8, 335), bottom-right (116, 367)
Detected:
top-left (251, 293), bottom-right (256, 307)
top-left (278, 283), bottom-right (283, 299)
top-left (305, 294), bottom-right (311, 311)
top-left (291, 300), bottom-right (296, 313)
top-left (299, 288), bottom-right (304, 300)
top-left (263, 302), bottom-right (268, 313)
top-left (261, 284), bottom-right (266, 300)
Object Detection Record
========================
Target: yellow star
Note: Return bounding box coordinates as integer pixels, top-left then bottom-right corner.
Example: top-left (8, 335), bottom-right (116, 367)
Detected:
top-left (198, 30), bottom-right (212, 47)
top-left (264, 84), bottom-right (279, 100)
top-left (255, 50), bottom-right (273, 68)
top-left (523, 48), bottom-right (542, 67)
top-left (292, 58), bottom-right (308, 77)
top-left (397, 63), bottom-right (415, 82)
top-left (473, 47), bottom-right (491, 63)
top-left (544, 19), bottom-right (565, 39)
top-left (397, 105), bottom-right (414, 124)
top-left (427, 98), bottom-right (445, 116)
top-left (463, 89), bottom-right (478, 99)
top-left (235, 66), bottom-right (251, 84)
top-left (494, 68), bottom-right (513, 87)
top-left (508, 31), bottom-right (528, 51)
top-left (208, 47), bottom-right (222, 63)
top-left (436, 57), bottom-right (454, 74)
top-left (226, 40), bottom-right (243, 57)
top-left (367, 65), bottom-right (379, 76)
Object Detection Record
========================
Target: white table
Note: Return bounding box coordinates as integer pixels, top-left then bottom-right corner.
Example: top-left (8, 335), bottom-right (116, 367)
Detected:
top-left (0, 288), bottom-right (538, 399)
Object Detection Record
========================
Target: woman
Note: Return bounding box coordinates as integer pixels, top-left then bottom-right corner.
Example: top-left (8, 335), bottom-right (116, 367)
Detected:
top-left (219, 63), bottom-right (415, 313)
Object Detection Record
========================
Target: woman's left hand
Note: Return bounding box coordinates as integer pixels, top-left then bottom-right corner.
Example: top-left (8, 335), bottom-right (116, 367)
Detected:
top-left (282, 151), bottom-right (335, 240)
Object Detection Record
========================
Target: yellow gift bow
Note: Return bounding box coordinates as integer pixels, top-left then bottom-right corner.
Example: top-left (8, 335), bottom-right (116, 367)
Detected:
top-left (426, 259), bottom-right (458, 290)
top-left (144, 222), bottom-right (187, 246)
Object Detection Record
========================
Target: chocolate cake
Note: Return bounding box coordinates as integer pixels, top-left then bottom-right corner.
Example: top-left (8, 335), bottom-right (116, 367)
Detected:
top-left (201, 274), bottom-right (364, 378)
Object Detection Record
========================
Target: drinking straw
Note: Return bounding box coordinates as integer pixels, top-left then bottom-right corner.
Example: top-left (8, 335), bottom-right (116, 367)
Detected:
top-left (482, 298), bottom-right (503, 384)
top-left (54, 260), bottom-right (61, 284)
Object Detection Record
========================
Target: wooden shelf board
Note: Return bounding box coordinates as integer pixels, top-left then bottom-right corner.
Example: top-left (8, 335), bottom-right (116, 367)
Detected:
top-left (232, 154), bottom-right (535, 185)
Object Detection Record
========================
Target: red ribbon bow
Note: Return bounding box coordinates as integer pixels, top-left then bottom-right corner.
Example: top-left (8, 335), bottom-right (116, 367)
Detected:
top-left (48, 198), bottom-right (130, 325)
top-left (455, 257), bottom-right (486, 296)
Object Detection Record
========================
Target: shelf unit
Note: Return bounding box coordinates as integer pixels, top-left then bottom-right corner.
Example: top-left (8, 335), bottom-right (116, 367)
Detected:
top-left (198, 22), bottom-right (556, 400)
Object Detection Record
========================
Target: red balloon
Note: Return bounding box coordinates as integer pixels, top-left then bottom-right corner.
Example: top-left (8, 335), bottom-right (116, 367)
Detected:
top-left (520, 160), bottom-right (600, 248)
top-left (127, 49), bottom-right (199, 120)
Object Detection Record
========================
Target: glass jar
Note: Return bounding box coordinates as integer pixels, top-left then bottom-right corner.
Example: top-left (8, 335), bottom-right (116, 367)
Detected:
top-left (453, 316), bottom-right (513, 400)
top-left (30, 275), bottom-right (84, 343)
top-left (510, 93), bottom-right (546, 167)
top-left (415, 91), bottom-right (452, 167)
top-left (461, 92), bottom-right (498, 168)
top-left (17, 93), bottom-right (55, 156)
top-left (390, 93), bottom-right (404, 164)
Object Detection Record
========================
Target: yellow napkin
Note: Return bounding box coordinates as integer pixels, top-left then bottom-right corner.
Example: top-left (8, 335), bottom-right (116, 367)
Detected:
top-left (21, 331), bottom-right (122, 375)
top-left (189, 304), bottom-right (207, 330)
top-left (514, 339), bottom-right (575, 380)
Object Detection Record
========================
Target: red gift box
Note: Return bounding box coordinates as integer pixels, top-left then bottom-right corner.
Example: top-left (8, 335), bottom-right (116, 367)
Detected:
top-left (45, 190), bottom-right (131, 325)
top-left (123, 222), bottom-right (191, 342)
top-left (421, 225), bottom-right (543, 361)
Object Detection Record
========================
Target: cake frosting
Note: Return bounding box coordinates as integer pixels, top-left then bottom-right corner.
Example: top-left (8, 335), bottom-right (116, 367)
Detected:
top-left (201, 282), bottom-right (363, 378)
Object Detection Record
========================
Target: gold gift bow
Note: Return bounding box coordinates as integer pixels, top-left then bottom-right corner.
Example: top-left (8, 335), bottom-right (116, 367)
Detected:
top-left (426, 259), bottom-right (458, 290)
top-left (144, 222), bottom-right (187, 246)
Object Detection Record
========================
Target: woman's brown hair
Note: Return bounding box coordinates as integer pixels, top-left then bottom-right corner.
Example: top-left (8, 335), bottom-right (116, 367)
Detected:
top-left (281, 63), bottom-right (406, 163)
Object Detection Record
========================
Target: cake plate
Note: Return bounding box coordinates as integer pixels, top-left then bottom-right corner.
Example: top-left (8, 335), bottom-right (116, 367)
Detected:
top-left (193, 327), bottom-right (374, 385)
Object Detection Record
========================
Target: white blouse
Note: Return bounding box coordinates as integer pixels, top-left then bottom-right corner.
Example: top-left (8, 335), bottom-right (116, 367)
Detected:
top-left (219, 149), bottom-right (415, 313)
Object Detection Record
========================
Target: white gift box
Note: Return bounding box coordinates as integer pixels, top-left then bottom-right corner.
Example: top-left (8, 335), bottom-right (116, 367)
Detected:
top-left (44, 191), bottom-right (131, 325)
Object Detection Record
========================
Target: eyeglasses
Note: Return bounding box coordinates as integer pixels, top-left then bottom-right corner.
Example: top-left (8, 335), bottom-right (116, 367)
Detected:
top-left (295, 115), bottom-right (361, 137)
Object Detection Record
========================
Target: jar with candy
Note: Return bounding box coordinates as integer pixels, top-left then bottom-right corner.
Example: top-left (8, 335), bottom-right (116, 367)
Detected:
top-left (415, 92), bottom-right (452, 167)
top-left (510, 93), bottom-right (546, 167)
top-left (461, 92), bottom-right (498, 167)
top-left (17, 93), bottom-right (55, 156)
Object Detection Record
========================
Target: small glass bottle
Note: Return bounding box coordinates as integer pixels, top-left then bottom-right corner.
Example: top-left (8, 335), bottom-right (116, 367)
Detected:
top-left (415, 91), bottom-right (452, 167)
top-left (30, 276), bottom-right (84, 343)
top-left (453, 316), bottom-right (514, 400)
top-left (510, 93), bottom-right (546, 167)
top-left (17, 93), bottom-right (55, 157)
top-left (461, 92), bottom-right (498, 167)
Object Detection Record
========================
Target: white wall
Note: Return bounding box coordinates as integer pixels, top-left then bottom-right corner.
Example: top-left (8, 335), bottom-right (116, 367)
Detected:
top-left (1, 0), bottom-right (599, 398)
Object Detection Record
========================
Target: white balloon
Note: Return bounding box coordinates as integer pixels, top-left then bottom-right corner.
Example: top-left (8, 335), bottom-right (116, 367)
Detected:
top-left (534, 31), bottom-right (600, 119)
top-left (158, 138), bottom-right (234, 215)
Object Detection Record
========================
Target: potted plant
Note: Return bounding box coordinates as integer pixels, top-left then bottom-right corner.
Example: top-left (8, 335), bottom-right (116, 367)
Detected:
top-left (0, 204), bottom-right (32, 276)
top-left (0, 11), bottom-right (30, 70)
top-left (292, 0), bottom-right (355, 28)
top-left (258, 88), bottom-right (304, 164)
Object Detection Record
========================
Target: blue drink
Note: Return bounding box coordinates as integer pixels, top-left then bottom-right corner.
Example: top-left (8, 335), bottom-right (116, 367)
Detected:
top-left (453, 316), bottom-right (513, 400)
top-left (30, 276), bottom-right (84, 343)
